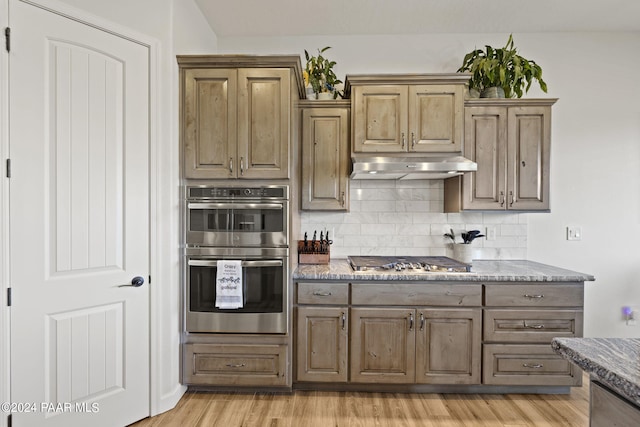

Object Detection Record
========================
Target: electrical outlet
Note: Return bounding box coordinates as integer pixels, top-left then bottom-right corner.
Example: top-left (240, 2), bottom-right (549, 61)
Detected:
top-left (567, 226), bottom-right (582, 241)
top-left (485, 226), bottom-right (497, 241)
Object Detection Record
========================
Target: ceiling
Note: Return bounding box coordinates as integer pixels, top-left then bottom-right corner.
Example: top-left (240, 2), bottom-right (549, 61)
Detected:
top-left (195, 0), bottom-right (640, 38)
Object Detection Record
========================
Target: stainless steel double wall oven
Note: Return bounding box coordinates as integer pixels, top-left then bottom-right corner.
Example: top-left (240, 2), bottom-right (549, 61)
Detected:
top-left (185, 185), bottom-right (289, 334)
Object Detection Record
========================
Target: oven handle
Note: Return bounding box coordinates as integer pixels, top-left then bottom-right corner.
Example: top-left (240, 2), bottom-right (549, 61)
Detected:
top-left (187, 202), bottom-right (283, 210)
top-left (188, 259), bottom-right (283, 268)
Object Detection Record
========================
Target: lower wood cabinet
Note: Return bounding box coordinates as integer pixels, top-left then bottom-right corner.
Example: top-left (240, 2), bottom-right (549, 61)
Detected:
top-left (294, 280), bottom-right (584, 391)
top-left (350, 308), bottom-right (416, 383)
top-left (417, 309), bottom-right (482, 384)
top-left (296, 306), bottom-right (348, 382)
top-left (184, 343), bottom-right (288, 386)
top-left (590, 381), bottom-right (640, 426)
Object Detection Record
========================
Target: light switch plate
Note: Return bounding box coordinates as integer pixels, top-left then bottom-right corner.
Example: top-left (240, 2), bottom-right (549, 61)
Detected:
top-left (567, 226), bottom-right (582, 241)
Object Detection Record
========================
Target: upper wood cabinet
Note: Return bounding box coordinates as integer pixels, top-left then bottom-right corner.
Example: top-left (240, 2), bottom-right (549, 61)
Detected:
top-left (445, 99), bottom-right (557, 212)
top-left (178, 55), bottom-right (305, 179)
top-left (300, 100), bottom-right (350, 210)
top-left (345, 75), bottom-right (467, 154)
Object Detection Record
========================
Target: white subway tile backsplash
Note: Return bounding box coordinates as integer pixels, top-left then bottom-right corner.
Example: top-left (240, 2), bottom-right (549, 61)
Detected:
top-left (301, 179), bottom-right (528, 260)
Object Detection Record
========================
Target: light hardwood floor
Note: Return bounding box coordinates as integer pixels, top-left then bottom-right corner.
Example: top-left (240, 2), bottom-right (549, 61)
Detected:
top-left (131, 374), bottom-right (589, 427)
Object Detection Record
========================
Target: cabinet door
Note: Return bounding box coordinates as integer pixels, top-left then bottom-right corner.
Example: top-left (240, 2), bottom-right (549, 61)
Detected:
top-left (350, 308), bottom-right (415, 383)
top-left (461, 106), bottom-right (508, 210)
top-left (409, 85), bottom-right (464, 152)
top-left (352, 86), bottom-right (408, 152)
top-left (416, 309), bottom-right (481, 384)
top-left (301, 107), bottom-right (349, 210)
top-left (237, 68), bottom-right (290, 179)
top-left (182, 68), bottom-right (237, 179)
top-left (507, 106), bottom-right (551, 210)
top-left (296, 307), bottom-right (348, 382)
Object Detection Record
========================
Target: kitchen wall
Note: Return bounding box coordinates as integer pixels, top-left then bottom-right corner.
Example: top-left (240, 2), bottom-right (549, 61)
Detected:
top-left (302, 179), bottom-right (527, 259)
top-left (218, 32), bottom-right (640, 338)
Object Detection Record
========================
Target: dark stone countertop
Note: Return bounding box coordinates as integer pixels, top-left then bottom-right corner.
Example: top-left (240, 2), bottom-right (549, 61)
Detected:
top-left (293, 259), bottom-right (595, 283)
top-left (552, 337), bottom-right (640, 406)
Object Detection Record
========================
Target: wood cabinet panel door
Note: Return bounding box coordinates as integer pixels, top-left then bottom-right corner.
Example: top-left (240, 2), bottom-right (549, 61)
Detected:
top-left (462, 106), bottom-right (507, 210)
top-left (350, 308), bottom-right (416, 383)
top-left (238, 68), bottom-right (290, 179)
top-left (507, 106), bottom-right (551, 210)
top-left (416, 309), bottom-right (481, 384)
top-left (409, 85), bottom-right (463, 152)
top-left (301, 107), bottom-right (349, 210)
top-left (296, 307), bottom-right (348, 382)
top-left (352, 86), bottom-right (408, 152)
top-left (183, 68), bottom-right (237, 179)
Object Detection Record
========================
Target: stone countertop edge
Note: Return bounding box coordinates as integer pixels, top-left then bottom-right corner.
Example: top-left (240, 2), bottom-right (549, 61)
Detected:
top-left (551, 337), bottom-right (640, 406)
top-left (293, 259), bottom-right (595, 282)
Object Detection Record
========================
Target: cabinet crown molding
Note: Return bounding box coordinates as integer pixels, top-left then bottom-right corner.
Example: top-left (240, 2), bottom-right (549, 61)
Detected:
top-left (177, 54), bottom-right (305, 99)
top-left (344, 73), bottom-right (470, 97)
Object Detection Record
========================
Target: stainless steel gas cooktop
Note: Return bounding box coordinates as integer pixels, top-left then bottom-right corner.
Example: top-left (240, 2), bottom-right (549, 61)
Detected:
top-left (347, 255), bottom-right (471, 272)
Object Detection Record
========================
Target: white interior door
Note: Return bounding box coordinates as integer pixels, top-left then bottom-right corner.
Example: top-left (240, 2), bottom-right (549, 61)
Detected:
top-left (9, 1), bottom-right (150, 426)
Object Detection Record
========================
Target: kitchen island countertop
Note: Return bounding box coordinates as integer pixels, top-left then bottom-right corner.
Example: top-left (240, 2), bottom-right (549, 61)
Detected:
top-left (293, 259), bottom-right (595, 282)
top-left (552, 337), bottom-right (640, 406)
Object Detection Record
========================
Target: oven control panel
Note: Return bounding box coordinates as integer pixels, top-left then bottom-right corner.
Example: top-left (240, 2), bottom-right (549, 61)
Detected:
top-left (187, 185), bottom-right (288, 200)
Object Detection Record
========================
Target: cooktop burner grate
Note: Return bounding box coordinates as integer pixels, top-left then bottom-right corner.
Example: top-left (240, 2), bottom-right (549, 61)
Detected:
top-left (347, 255), bottom-right (471, 272)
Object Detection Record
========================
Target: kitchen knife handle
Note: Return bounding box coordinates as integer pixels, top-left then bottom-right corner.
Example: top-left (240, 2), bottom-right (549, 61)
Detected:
top-left (419, 312), bottom-right (425, 331)
top-left (401, 132), bottom-right (405, 149)
top-left (408, 312), bottom-right (414, 331)
top-left (499, 191), bottom-right (505, 207)
top-left (341, 312), bottom-right (346, 330)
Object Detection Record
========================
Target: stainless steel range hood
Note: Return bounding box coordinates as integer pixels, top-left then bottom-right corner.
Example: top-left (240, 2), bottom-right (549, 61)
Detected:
top-left (350, 155), bottom-right (477, 180)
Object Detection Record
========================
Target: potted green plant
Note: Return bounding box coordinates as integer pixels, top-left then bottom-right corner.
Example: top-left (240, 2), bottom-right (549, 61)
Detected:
top-left (303, 46), bottom-right (342, 99)
top-left (457, 34), bottom-right (547, 98)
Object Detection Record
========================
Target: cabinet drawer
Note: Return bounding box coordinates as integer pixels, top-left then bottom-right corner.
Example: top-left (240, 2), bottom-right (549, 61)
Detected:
top-left (297, 282), bottom-right (349, 304)
top-left (184, 343), bottom-right (288, 386)
top-left (484, 284), bottom-right (583, 307)
top-left (483, 344), bottom-right (581, 386)
top-left (484, 309), bottom-right (583, 343)
top-left (351, 283), bottom-right (481, 306)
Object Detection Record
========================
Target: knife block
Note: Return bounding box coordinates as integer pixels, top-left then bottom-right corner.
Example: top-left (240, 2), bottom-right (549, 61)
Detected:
top-left (297, 240), bottom-right (330, 264)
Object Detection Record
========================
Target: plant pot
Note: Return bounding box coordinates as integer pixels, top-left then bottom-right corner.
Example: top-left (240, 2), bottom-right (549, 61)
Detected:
top-left (305, 86), bottom-right (316, 100)
top-left (468, 87), bottom-right (481, 99)
top-left (480, 87), bottom-right (505, 98)
top-left (317, 92), bottom-right (333, 100)
top-left (451, 244), bottom-right (477, 264)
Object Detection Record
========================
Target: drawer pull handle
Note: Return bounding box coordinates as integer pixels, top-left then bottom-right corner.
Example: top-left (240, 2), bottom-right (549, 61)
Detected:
top-left (341, 312), bottom-right (346, 330)
top-left (524, 323), bottom-right (545, 329)
top-left (523, 363), bottom-right (543, 369)
top-left (226, 363), bottom-right (246, 368)
top-left (408, 313), bottom-right (414, 331)
top-left (313, 291), bottom-right (332, 297)
top-left (419, 313), bottom-right (425, 331)
top-left (524, 294), bottom-right (544, 299)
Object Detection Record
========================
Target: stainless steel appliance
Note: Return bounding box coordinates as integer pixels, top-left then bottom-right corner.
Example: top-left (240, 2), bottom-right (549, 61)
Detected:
top-left (347, 255), bottom-right (471, 272)
top-left (185, 185), bottom-right (289, 334)
top-left (186, 185), bottom-right (289, 247)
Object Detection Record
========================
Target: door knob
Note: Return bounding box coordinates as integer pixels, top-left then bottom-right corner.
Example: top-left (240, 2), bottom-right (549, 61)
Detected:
top-left (119, 276), bottom-right (145, 287)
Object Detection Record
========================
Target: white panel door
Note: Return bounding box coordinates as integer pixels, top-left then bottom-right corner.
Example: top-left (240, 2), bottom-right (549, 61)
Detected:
top-left (9, 1), bottom-right (150, 426)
